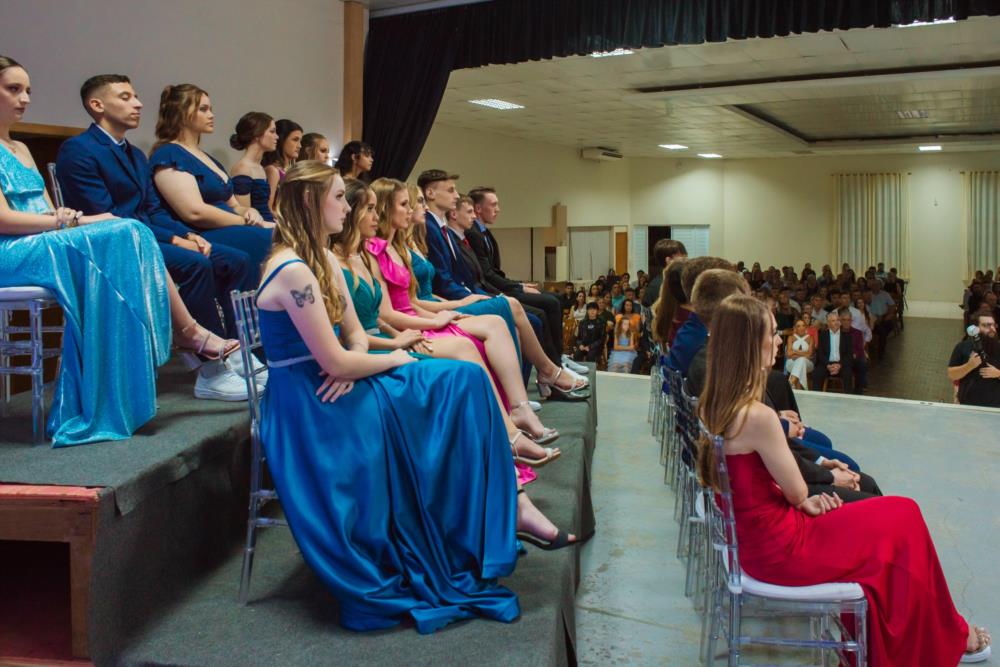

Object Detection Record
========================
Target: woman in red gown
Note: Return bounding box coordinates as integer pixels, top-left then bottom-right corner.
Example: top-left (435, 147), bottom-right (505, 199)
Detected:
top-left (697, 294), bottom-right (991, 666)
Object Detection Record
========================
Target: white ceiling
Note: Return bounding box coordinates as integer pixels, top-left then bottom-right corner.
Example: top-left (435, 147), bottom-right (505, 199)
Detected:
top-left (435, 15), bottom-right (1000, 158)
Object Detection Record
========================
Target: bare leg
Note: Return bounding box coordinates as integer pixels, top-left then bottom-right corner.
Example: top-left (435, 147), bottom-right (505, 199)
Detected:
top-left (504, 297), bottom-right (586, 392)
top-left (168, 280), bottom-right (235, 358)
top-left (517, 491), bottom-right (576, 543)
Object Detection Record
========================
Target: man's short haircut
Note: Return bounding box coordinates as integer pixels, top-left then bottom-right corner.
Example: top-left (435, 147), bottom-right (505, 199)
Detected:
top-left (417, 169), bottom-right (459, 192)
top-left (976, 312), bottom-right (995, 326)
top-left (691, 269), bottom-right (750, 327)
top-left (837, 307), bottom-right (851, 318)
top-left (681, 256), bottom-right (735, 301)
top-left (467, 186), bottom-right (496, 206)
top-left (653, 239), bottom-right (688, 267)
top-left (586, 301), bottom-right (599, 310)
top-left (80, 74), bottom-right (131, 110)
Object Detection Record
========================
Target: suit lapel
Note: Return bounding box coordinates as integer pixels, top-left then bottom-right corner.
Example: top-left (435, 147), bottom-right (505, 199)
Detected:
top-left (89, 124), bottom-right (143, 191)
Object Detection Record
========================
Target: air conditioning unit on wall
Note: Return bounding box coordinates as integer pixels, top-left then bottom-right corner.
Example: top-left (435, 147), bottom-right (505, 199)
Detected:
top-left (581, 147), bottom-right (623, 162)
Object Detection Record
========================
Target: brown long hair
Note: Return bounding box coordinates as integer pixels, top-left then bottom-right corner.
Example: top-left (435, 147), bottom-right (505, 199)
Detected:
top-left (152, 83), bottom-right (208, 152)
top-left (0, 55), bottom-right (23, 76)
top-left (404, 182), bottom-right (428, 255)
top-left (697, 294), bottom-right (770, 490)
top-left (372, 177), bottom-right (417, 298)
top-left (331, 177), bottom-right (375, 288)
top-left (269, 161), bottom-right (344, 325)
top-left (652, 260), bottom-right (686, 344)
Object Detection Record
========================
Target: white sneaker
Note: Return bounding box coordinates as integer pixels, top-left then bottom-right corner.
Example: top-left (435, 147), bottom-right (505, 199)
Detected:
top-left (194, 363), bottom-right (253, 401)
top-left (227, 351), bottom-right (268, 385)
top-left (528, 400), bottom-right (542, 412)
top-left (562, 355), bottom-right (589, 374)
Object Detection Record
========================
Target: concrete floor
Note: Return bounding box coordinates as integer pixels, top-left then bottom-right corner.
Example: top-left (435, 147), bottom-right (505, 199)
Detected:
top-left (578, 372), bottom-right (1000, 666)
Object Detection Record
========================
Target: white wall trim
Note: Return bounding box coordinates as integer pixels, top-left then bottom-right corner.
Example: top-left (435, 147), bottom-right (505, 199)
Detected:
top-left (906, 300), bottom-right (963, 319)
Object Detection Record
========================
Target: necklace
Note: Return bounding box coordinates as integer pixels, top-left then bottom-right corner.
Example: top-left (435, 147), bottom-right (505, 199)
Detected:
top-left (0, 137), bottom-right (18, 153)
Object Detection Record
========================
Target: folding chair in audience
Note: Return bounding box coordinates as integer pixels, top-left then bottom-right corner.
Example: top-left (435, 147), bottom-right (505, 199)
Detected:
top-left (701, 428), bottom-right (869, 666)
top-left (230, 289), bottom-right (286, 603)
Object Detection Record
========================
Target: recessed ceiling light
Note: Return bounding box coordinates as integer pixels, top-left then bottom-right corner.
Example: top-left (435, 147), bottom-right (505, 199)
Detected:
top-left (896, 109), bottom-right (929, 119)
top-left (468, 99), bottom-right (524, 110)
top-left (918, 145), bottom-right (942, 151)
top-left (659, 144), bottom-right (688, 150)
top-left (698, 153), bottom-right (723, 159)
top-left (590, 48), bottom-right (633, 58)
top-left (893, 17), bottom-right (955, 27)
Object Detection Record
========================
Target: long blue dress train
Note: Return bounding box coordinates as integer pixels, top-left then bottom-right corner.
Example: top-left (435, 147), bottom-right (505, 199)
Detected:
top-left (257, 259), bottom-right (520, 633)
top-left (0, 144), bottom-right (170, 445)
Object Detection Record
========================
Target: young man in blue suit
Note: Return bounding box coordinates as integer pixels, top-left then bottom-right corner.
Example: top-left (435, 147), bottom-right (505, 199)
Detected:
top-left (56, 74), bottom-right (255, 401)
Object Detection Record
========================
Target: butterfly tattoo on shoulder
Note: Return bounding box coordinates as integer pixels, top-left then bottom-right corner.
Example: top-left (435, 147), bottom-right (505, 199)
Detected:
top-left (290, 285), bottom-right (315, 307)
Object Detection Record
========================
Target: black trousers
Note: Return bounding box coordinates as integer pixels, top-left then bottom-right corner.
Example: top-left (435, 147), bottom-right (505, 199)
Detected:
top-left (808, 471), bottom-right (882, 503)
top-left (511, 291), bottom-right (564, 365)
top-left (813, 362), bottom-right (854, 393)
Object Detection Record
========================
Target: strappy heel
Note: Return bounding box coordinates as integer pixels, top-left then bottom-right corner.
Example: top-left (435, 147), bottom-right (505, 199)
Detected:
top-left (536, 367), bottom-right (590, 402)
top-left (174, 321), bottom-right (240, 371)
top-left (515, 489), bottom-right (576, 551)
top-left (510, 401), bottom-right (559, 444)
top-left (510, 431), bottom-right (560, 468)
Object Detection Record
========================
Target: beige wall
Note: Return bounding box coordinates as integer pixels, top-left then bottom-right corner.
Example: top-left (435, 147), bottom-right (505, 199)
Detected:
top-left (4, 0), bottom-right (344, 164)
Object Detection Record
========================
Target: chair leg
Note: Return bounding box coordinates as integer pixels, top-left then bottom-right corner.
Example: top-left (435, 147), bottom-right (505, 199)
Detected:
top-left (727, 593), bottom-right (741, 667)
top-left (856, 604), bottom-right (868, 667)
top-left (30, 302), bottom-right (45, 444)
top-left (237, 513), bottom-right (259, 604)
top-left (0, 309), bottom-right (9, 412)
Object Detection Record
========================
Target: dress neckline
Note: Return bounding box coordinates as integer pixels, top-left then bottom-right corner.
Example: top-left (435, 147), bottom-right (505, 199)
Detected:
top-left (170, 142), bottom-right (231, 185)
top-left (0, 141), bottom-right (34, 170)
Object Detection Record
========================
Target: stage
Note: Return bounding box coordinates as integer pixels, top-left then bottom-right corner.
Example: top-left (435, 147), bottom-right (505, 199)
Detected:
top-left (0, 361), bottom-right (597, 666)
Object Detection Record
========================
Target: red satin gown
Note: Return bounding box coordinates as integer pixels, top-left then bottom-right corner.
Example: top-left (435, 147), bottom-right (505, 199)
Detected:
top-left (726, 451), bottom-right (968, 666)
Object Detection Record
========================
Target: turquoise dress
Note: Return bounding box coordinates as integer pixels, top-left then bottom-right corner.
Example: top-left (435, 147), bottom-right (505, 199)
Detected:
top-left (342, 265), bottom-right (388, 339)
top-left (257, 259), bottom-right (519, 633)
top-left (0, 144), bottom-right (170, 445)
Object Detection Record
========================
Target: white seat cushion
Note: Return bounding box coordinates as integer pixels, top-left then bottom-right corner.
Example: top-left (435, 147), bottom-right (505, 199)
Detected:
top-left (736, 570), bottom-right (864, 601)
top-left (0, 286), bottom-right (56, 301)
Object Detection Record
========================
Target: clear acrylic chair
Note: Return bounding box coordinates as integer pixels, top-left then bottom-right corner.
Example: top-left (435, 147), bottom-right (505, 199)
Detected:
top-left (0, 287), bottom-right (63, 443)
top-left (701, 428), bottom-right (868, 666)
top-left (230, 289), bottom-right (286, 603)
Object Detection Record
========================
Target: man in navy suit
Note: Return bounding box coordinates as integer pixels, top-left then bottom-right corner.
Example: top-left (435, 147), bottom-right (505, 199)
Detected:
top-left (417, 169), bottom-right (487, 300)
top-left (56, 74), bottom-right (252, 400)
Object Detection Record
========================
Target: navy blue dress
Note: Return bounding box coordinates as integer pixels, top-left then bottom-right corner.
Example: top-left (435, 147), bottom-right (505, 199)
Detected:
top-left (256, 259), bottom-right (520, 633)
top-left (148, 143), bottom-right (272, 284)
top-left (231, 174), bottom-right (274, 222)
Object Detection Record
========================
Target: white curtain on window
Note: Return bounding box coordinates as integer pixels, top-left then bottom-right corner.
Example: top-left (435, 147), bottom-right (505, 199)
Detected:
top-left (962, 171), bottom-right (1000, 277)
top-left (833, 173), bottom-right (910, 276)
top-left (669, 225), bottom-right (710, 258)
top-left (569, 228), bottom-right (611, 282)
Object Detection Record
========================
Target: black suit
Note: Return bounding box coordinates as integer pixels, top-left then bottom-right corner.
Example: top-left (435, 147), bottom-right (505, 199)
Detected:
top-left (813, 329), bottom-right (855, 392)
top-left (455, 235), bottom-right (500, 296)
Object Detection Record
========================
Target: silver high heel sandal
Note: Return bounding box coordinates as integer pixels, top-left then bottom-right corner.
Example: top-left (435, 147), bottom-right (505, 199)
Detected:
top-left (510, 431), bottom-right (561, 468)
top-left (174, 321), bottom-right (240, 371)
top-left (536, 367), bottom-right (590, 402)
top-left (511, 401), bottom-right (559, 444)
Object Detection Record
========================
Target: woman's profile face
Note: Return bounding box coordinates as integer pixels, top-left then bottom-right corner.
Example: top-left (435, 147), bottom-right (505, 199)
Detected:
top-left (763, 312), bottom-right (780, 368)
top-left (313, 138), bottom-right (331, 164)
top-left (190, 94), bottom-right (215, 134)
top-left (283, 130), bottom-right (303, 161)
top-left (409, 192), bottom-right (426, 225)
top-left (322, 175), bottom-right (350, 236)
top-left (0, 66), bottom-right (31, 125)
top-left (359, 190), bottom-right (378, 240)
top-left (356, 150), bottom-right (374, 173)
top-left (391, 189), bottom-right (411, 231)
top-left (259, 121), bottom-right (278, 152)
top-left (576, 291), bottom-right (585, 305)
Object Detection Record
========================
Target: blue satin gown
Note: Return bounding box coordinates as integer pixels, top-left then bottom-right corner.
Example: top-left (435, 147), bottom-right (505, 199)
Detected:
top-left (0, 144), bottom-right (170, 445)
top-left (257, 259), bottom-right (520, 633)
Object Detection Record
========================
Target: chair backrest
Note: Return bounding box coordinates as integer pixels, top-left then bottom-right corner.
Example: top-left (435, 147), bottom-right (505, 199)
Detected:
top-left (229, 289), bottom-right (265, 432)
top-left (700, 423), bottom-right (744, 594)
top-left (47, 163), bottom-right (64, 209)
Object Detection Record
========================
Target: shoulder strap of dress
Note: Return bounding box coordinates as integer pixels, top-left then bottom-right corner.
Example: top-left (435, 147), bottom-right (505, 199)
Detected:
top-left (257, 259), bottom-right (306, 297)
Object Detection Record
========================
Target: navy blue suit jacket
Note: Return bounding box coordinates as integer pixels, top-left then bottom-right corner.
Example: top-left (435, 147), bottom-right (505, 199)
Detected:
top-left (445, 227), bottom-right (491, 296)
top-left (56, 123), bottom-right (191, 243)
top-left (424, 211), bottom-right (474, 300)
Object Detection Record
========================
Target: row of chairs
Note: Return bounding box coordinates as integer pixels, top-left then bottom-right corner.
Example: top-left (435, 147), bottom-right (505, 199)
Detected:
top-left (647, 353), bottom-right (869, 666)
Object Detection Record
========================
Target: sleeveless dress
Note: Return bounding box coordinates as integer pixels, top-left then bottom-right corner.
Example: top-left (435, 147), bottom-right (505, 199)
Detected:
top-left (784, 333), bottom-right (814, 389)
top-left (607, 333), bottom-right (637, 372)
top-left (726, 452), bottom-right (968, 666)
top-left (231, 174), bottom-right (274, 222)
top-left (0, 144), bottom-right (170, 445)
top-left (256, 260), bottom-right (520, 633)
top-left (148, 144), bottom-right (273, 284)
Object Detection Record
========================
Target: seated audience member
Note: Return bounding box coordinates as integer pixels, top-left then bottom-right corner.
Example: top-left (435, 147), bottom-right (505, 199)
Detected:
top-left (262, 118), bottom-right (303, 208)
top-left (571, 290), bottom-right (587, 321)
top-left (801, 310), bottom-right (820, 346)
top-left (666, 256), bottom-right (734, 376)
top-left (855, 296), bottom-right (874, 332)
top-left (807, 294), bottom-right (828, 326)
top-left (813, 311), bottom-right (855, 392)
top-left (299, 132), bottom-right (330, 163)
top-left (838, 307), bottom-right (867, 393)
top-left (607, 318), bottom-right (638, 373)
top-left (56, 73), bottom-right (253, 402)
top-left (149, 84), bottom-right (274, 287)
top-left (868, 278), bottom-right (896, 356)
top-left (575, 302), bottom-right (605, 362)
top-left (697, 294), bottom-right (989, 666)
top-left (642, 239), bottom-right (687, 308)
top-left (466, 186), bottom-right (569, 372)
top-left (255, 162), bottom-right (577, 634)
top-left (597, 295), bottom-right (616, 358)
top-left (832, 290), bottom-right (872, 344)
top-left (784, 318), bottom-right (814, 389)
top-left (588, 284), bottom-right (602, 300)
top-left (651, 260), bottom-right (690, 347)
top-left (334, 140), bottom-right (373, 181)
top-left (616, 297), bottom-right (641, 330)
top-left (230, 112), bottom-right (278, 222)
top-left (559, 281), bottom-right (576, 311)
top-left (0, 56), bottom-right (173, 444)
top-left (774, 289), bottom-right (796, 334)
top-left (948, 313), bottom-right (1000, 408)
top-left (632, 269), bottom-right (645, 289)
top-left (636, 272), bottom-right (649, 298)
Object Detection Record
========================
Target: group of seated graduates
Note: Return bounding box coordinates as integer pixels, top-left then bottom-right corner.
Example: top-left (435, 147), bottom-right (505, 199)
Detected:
top-left (0, 55), bottom-right (596, 633)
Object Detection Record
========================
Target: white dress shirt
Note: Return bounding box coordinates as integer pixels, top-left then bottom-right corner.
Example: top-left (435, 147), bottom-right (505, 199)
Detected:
top-left (828, 330), bottom-right (841, 363)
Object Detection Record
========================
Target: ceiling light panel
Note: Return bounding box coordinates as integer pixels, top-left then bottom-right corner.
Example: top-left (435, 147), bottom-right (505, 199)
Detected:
top-left (468, 98), bottom-right (525, 110)
top-left (698, 153), bottom-right (723, 158)
top-left (590, 48), bottom-right (634, 58)
top-left (918, 144), bottom-right (943, 151)
top-left (659, 144), bottom-right (688, 150)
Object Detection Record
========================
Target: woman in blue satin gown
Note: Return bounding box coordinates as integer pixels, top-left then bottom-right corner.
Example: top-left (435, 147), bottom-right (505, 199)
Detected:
top-left (0, 57), bottom-right (174, 445)
top-left (256, 162), bottom-right (577, 633)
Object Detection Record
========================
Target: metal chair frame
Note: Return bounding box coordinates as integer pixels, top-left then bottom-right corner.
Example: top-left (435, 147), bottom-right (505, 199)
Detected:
top-left (230, 289), bottom-right (286, 604)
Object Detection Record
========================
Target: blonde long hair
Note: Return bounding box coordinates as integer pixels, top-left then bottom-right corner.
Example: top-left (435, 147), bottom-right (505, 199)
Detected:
top-left (404, 182), bottom-right (428, 255)
top-left (697, 294), bottom-right (770, 490)
top-left (330, 178), bottom-right (375, 289)
top-left (372, 177), bottom-right (418, 298)
top-left (269, 161), bottom-right (344, 325)
top-left (152, 83), bottom-right (208, 152)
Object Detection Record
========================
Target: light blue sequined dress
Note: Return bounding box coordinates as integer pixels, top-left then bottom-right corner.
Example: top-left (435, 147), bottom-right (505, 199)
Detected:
top-left (0, 145), bottom-right (170, 446)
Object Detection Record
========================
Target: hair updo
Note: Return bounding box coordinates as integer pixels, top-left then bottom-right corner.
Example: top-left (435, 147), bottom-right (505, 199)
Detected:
top-left (230, 111), bottom-right (273, 150)
top-left (152, 83), bottom-right (208, 152)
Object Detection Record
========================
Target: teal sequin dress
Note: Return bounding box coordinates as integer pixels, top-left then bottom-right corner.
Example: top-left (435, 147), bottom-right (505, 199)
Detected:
top-left (0, 145), bottom-right (170, 445)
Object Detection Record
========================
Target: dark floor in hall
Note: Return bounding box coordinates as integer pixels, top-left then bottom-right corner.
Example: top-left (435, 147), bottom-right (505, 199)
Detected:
top-left (862, 317), bottom-right (964, 403)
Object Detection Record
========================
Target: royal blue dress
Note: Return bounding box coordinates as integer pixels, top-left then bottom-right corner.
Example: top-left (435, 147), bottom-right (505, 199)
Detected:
top-left (148, 144), bottom-right (273, 284)
top-left (0, 145), bottom-right (170, 446)
top-left (257, 259), bottom-right (520, 633)
top-left (231, 174), bottom-right (274, 222)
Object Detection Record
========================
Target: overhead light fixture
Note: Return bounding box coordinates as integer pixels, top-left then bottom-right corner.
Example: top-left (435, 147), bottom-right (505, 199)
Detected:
top-left (590, 48), bottom-right (633, 58)
top-left (698, 153), bottom-right (722, 159)
top-left (468, 98), bottom-right (524, 110)
top-left (659, 144), bottom-right (688, 150)
top-left (896, 109), bottom-right (929, 119)
top-left (893, 17), bottom-right (955, 27)
top-left (918, 145), bottom-right (942, 151)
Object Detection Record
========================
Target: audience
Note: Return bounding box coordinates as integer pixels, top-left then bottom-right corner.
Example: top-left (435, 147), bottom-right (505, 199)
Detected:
top-left (607, 317), bottom-right (637, 373)
top-left (574, 302), bottom-right (605, 363)
top-left (784, 318), bottom-right (814, 389)
top-left (230, 111), bottom-right (278, 222)
top-left (262, 118), bottom-right (303, 208)
top-left (813, 309), bottom-right (855, 392)
top-left (334, 140), bottom-right (373, 181)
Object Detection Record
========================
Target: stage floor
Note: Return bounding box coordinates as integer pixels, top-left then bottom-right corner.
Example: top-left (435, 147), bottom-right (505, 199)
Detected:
top-left (579, 373), bottom-right (1000, 665)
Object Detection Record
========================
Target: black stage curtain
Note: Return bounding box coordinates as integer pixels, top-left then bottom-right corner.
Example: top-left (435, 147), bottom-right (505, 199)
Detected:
top-left (363, 0), bottom-right (1000, 179)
